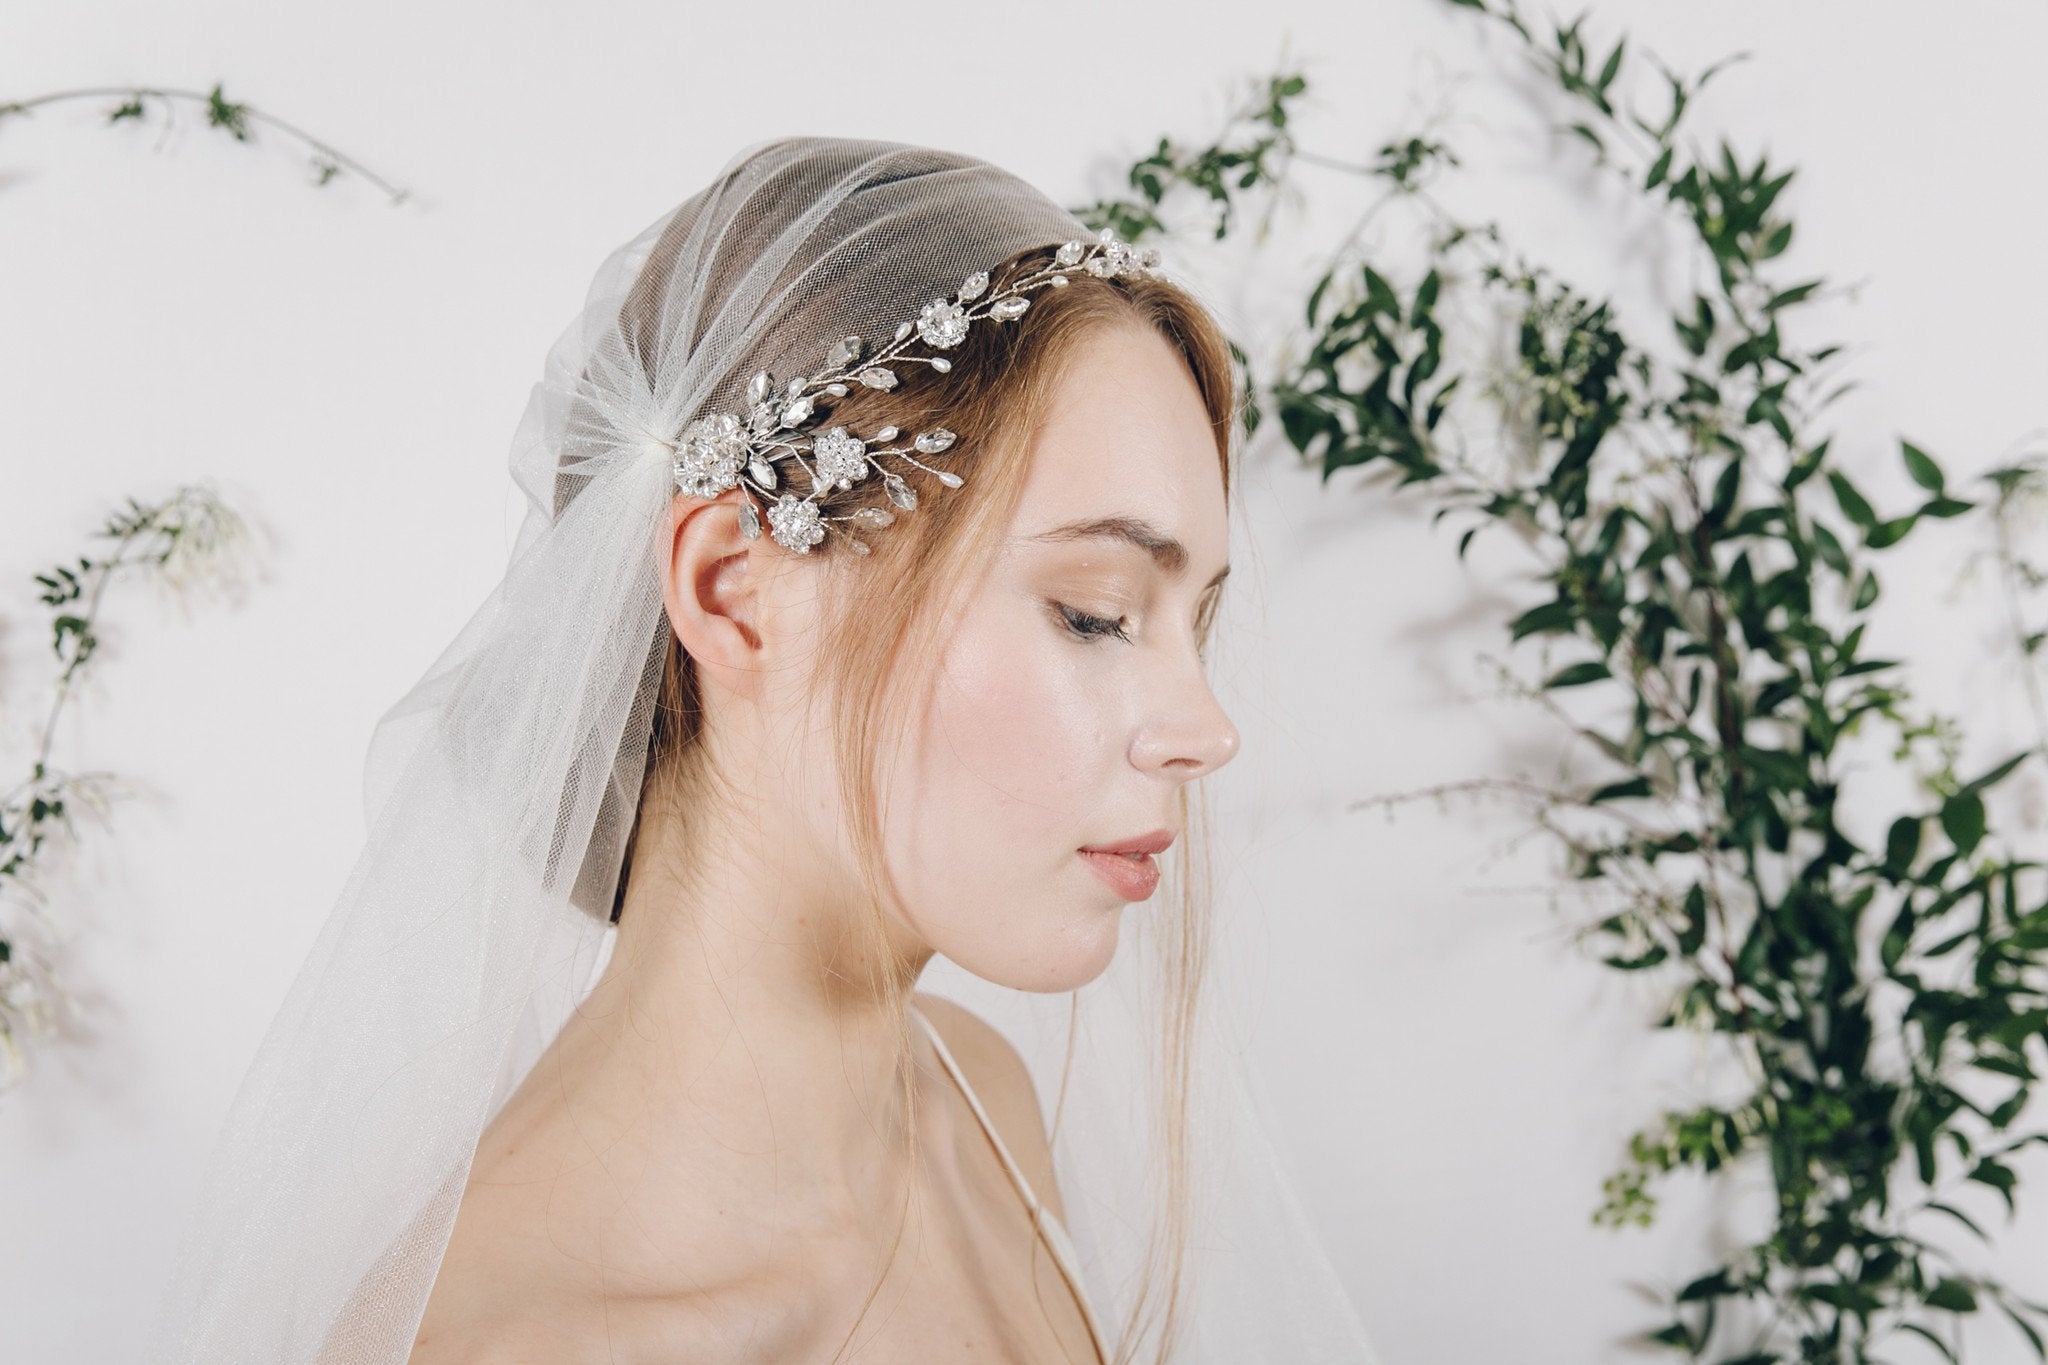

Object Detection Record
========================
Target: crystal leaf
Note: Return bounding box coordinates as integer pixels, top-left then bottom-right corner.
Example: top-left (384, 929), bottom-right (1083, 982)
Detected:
top-left (746, 370), bottom-right (774, 406)
top-left (826, 335), bottom-right (862, 369)
top-left (846, 535), bottom-right (870, 556)
top-left (738, 500), bottom-right (761, 539)
top-left (884, 474), bottom-right (917, 510)
top-left (858, 367), bottom-right (898, 390)
top-left (914, 428), bottom-right (956, 454)
top-left (991, 296), bottom-right (1030, 321)
top-left (749, 402), bottom-right (779, 433)
top-left (779, 395), bottom-right (815, 428)
top-left (959, 270), bottom-right (989, 301)
top-left (748, 458), bottom-right (777, 489)
top-left (1056, 240), bottom-right (1086, 266)
top-left (850, 506), bottom-right (895, 529)
top-left (935, 470), bottom-right (964, 489)
top-left (929, 356), bottom-right (951, 373)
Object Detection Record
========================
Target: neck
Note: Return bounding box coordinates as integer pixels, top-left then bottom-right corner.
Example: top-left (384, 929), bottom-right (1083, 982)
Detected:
top-left (520, 783), bottom-right (945, 1246)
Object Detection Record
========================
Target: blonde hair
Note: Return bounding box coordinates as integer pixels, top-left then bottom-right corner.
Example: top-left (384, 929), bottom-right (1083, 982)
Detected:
top-left (614, 240), bottom-right (1237, 1363)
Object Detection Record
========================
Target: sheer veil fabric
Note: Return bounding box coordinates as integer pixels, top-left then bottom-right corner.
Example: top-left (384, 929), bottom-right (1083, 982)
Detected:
top-left (146, 135), bottom-right (1386, 1363)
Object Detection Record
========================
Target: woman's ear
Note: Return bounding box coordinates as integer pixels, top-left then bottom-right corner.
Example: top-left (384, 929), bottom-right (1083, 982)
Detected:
top-left (662, 489), bottom-right (769, 695)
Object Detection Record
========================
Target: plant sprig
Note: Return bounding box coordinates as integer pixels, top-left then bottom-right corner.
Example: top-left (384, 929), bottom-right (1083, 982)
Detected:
top-left (0, 81), bottom-right (410, 201)
top-left (1, 484), bottom-right (252, 1086)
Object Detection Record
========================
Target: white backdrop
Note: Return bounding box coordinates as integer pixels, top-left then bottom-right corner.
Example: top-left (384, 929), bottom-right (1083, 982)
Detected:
top-left (2, 1), bottom-right (2044, 1361)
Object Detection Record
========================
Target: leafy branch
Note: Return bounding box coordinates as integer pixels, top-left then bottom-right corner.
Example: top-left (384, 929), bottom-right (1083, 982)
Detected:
top-left (0, 81), bottom-right (411, 201)
top-left (1, 485), bottom-right (254, 1086)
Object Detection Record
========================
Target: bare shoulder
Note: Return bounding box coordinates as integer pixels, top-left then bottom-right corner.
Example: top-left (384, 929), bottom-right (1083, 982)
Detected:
top-left (910, 992), bottom-right (1068, 1224)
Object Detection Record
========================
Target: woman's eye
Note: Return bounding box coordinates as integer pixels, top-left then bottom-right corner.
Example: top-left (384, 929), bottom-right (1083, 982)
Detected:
top-left (1053, 601), bottom-right (1131, 643)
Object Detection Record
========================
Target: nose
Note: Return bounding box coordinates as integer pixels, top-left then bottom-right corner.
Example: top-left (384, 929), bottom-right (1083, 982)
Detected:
top-left (1134, 659), bottom-right (1239, 780)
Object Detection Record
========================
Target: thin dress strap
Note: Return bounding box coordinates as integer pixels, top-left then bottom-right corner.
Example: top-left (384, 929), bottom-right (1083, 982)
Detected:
top-left (908, 1004), bottom-right (1112, 1364)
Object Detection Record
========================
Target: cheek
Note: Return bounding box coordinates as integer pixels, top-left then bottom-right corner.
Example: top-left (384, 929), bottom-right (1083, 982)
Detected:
top-left (930, 612), bottom-right (1109, 823)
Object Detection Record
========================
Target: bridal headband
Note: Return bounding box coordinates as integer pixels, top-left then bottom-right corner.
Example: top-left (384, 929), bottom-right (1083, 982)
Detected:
top-left (653, 226), bottom-right (1163, 554)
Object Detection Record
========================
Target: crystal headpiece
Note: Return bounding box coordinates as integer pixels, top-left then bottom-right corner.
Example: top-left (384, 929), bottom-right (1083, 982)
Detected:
top-left (656, 227), bottom-right (1163, 555)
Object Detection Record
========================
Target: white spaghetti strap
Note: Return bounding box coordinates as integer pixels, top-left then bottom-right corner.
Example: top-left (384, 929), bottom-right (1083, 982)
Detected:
top-left (909, 1003), bottom-right (1113, 1363)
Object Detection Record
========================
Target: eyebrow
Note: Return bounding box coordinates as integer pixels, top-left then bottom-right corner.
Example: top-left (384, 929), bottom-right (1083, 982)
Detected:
top-left (1025, 515), bottom-right (1231, 591)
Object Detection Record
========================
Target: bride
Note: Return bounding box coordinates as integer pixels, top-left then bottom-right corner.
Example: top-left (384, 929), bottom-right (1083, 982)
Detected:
top-left (148, 136), bottom-right (1384, 1364)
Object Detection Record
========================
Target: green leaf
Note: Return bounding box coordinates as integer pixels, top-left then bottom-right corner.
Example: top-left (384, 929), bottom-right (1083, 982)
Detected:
top-left (1924, 1200), bottom-right (1988, 1242)
top-left (1828, 470), bottom-right (1877, 528)
top-left (1544, 661), bottom-right (1613, 689)
top-left (1677, 1268), bottom-right (1735, 1301)
top-left (1787, 437), bottom-right (1830, 490)
top-left (1361, 266), bottom-right (1401, 319)
top-left (1410, 269), bottom-right (1441, 328)
top-left (1590, 777), bottom-right (1653, 803)
top-left (1967, 1157), bottom-right (2017, 1215)
top-left (1927, 1278), bottom-right (1980, 1313)
top-left (1897, 1322), bottom-right (1961, 1362)
top-left (1958, 749), bottom-right (2030, 799)
top-left (1765, 280), bottom-right (1822, 312)
top-left (1866, 515), bottom-right (1918, 549)
top-left (1883, 816), bottom-right (1922, 878)
top-left (1708, 459), bottom-right (1742, 525)
top-left (1597, 38), bottom-right (1626, 94)
top-left (1940, 790), bottom-right (1986, 858)
top-left (1901, 440), bottom-right (1945, 492)
top-left (1510, 599), bottom-right (1576, 640)
top-left (1996, 1295), bottom-right (2047, 1361)
top-left (1645, 146), bottom-right (1674, 189)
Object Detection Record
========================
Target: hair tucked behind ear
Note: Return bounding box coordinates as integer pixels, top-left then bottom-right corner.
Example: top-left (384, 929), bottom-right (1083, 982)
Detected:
top-left (610, 238), bottom-right (1239, 1365)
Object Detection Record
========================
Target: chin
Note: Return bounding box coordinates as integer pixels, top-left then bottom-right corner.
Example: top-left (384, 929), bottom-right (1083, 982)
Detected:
top-left (954, 914), bottom-right (1124, 995)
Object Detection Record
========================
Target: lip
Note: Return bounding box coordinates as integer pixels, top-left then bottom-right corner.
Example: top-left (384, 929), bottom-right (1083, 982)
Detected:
top-left (1079, 828), bottom-right (1175, 857)
top-left (1079, 849), bottom-right (1163, 901)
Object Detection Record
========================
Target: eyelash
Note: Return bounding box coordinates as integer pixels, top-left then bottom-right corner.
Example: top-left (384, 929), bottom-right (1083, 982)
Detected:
top-left (1053, 601), bottom-right (1132, 644)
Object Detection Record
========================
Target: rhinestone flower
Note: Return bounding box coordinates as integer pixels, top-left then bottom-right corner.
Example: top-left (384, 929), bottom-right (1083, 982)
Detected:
top-left (810, 426), bottom-right (869, 491)
top-left (673, 412), bottom-right (748, 497)
top-left (765, 493), bottom-right (825, 553)
top-left (916, 298), bottom-right (970, 348)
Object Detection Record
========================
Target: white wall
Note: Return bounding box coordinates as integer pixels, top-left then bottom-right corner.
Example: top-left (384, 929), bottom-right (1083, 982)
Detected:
top-left (2, 1), bottom-right (2043, 1361)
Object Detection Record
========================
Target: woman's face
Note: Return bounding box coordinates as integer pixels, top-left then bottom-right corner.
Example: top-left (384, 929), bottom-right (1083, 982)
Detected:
top-left (871, 319), bottom-right (1239, 993)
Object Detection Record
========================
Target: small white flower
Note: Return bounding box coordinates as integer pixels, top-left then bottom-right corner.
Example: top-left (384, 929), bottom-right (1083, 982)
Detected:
top-left (673, 413), bottom-right (748, 497)
top-left (766, 494), bottom-right (825, 553)
top-left (916, 299), bottom-right (970, 349)
top-left (810, 426), bottom-right (868, 491)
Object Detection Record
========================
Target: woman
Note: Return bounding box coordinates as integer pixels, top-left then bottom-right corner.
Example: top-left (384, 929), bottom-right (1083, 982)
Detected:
top-left (149, 136), bottom-right (1383, 1364)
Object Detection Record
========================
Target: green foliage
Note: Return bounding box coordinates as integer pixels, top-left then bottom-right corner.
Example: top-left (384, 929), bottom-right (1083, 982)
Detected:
top-left (1073, 71), bottom-right (1307, 244)
top-left (1093, 3), bottom-right (2048, 1360)
top-left (1, 486), bottom-right (251, 1085)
